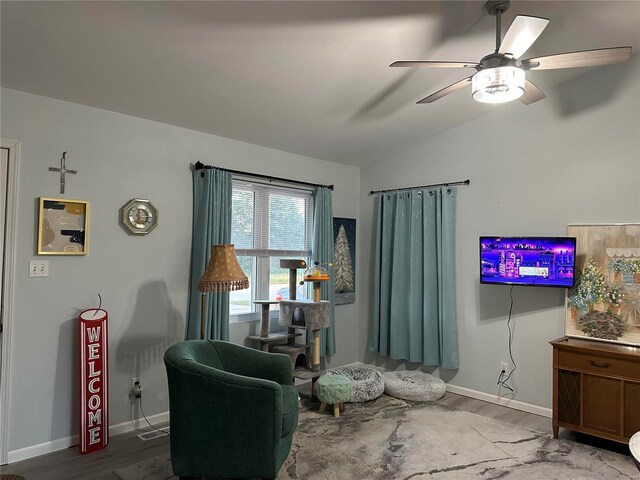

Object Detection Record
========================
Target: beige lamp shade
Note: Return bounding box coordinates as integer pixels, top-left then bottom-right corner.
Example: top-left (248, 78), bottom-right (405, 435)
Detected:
top-left (198, 244), bottom-right (249, 292)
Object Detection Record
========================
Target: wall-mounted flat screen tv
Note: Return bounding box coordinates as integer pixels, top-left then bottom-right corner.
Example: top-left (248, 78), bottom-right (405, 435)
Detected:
top-left (480, 236), bottom-right (577, 287)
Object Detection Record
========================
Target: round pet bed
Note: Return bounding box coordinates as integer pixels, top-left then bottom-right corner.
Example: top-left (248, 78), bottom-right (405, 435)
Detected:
top-left (383, 370), bottom-right (446, 402)
top-left (328, 366), bottom-right (384, 403)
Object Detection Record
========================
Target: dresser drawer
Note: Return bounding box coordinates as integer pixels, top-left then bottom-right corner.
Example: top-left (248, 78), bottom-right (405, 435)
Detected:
top-left (558, 349), bottom-right (640, 380)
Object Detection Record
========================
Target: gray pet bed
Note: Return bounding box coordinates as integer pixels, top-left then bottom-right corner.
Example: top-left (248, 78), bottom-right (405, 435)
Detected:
top-left (328, 366), bottom-right (385, 403)
top-left (383, 370), bottom-right (446, 402)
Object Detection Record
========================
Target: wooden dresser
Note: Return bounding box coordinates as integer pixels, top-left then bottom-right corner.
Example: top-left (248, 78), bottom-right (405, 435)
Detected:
top-left (551, 336), bottom-right (640, 444)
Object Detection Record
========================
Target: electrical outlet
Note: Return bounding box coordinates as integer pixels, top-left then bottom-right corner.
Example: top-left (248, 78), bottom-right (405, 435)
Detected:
top-left (131, 377), bottom-right (141, 396)
top-left (500, 362), bottom-right (509, 374)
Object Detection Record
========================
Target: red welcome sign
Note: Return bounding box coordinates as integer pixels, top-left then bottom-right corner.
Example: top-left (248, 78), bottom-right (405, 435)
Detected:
top-left (79, 308), bottom-right (109, 454)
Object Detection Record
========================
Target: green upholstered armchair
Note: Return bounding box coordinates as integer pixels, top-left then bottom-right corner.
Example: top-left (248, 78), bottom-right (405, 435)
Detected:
top-left (164, 340), bottom-right (299, 479)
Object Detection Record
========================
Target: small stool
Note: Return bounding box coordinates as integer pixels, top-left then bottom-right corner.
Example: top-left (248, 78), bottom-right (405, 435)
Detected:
top-left (316, 374), bottom-right (351, 418)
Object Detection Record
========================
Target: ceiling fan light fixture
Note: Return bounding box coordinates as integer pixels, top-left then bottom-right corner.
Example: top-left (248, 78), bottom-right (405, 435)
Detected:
top-left (392, 0), bottom-right (630, 106)
top-left (472, 66), bottom-right (525, 104)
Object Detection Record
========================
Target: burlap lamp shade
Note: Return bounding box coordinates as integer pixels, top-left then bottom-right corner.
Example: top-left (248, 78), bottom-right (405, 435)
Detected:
top-left (197, 244), bottom-right (249, 338)
top-left (198, 244), bottom-right (249, 292)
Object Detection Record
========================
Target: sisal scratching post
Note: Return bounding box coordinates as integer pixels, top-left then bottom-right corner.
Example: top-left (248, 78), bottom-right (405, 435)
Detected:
top-left (312, 330), bottom-right (321, 371)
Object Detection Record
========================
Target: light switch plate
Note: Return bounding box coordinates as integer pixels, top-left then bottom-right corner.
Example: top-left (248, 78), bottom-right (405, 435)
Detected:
top-left (29, 260), bottom-right (49, 277)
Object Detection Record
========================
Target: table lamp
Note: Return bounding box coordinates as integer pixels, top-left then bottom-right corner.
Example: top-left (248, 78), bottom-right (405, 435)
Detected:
top-left (197, 244), bottom-right (249, 339)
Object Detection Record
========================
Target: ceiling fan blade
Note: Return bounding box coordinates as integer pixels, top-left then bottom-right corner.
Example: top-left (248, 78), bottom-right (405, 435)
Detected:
top-left (521, 46), bottom-right (632, 70)
top-left (520, 80), bottom-right (546, 105)
top-left (390, 61), bottom-right (479, 68)
top-left (417, 76), bottom-right (472, 104)
top-left (498, 15), bottom-right (549, 59)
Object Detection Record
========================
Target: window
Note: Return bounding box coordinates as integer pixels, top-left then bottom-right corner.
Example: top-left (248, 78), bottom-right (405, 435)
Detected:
top-left (229, 179), bottom-right (314, 320)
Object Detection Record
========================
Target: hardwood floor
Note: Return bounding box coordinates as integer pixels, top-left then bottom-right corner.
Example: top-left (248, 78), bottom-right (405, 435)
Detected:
top-left (0, 390), bottom-right (629, 479)
top-left (0, 421), bottom-right (171, 480)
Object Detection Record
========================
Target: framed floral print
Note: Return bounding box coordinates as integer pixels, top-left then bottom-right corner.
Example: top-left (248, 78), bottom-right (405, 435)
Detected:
top-left (566, 223), bottom-right (640, 346)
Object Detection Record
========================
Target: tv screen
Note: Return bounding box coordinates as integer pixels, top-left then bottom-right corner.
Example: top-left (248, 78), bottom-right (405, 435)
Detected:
top-left (480, 236), bottom-right (576, 287)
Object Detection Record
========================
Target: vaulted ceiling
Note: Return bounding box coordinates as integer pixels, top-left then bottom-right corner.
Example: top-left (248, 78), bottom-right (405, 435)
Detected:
top-left (2, 1), bottom-right (639, 166)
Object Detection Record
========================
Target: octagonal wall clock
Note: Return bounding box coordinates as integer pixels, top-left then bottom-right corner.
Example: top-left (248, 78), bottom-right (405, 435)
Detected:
top-left (120, 198), bottom-right (158, 235)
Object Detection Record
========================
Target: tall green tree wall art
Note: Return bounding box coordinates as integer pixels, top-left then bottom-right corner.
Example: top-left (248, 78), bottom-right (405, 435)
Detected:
top-left (333, 217), bottom-right (355, 305)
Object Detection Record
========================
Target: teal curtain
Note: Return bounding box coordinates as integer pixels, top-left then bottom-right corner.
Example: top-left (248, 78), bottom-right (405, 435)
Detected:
top-left (369, 187), bottom-right (458, 369)
top-left (308, 187), bottom-right (336, 357)
top-left (186, 167), bottom-right (233, 340)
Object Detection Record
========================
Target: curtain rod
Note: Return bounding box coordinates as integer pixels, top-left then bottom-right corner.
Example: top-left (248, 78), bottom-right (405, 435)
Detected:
top-left (369, 179), bottom-right (470, 195)
top-left (194, 161), bottom-right (334, 191)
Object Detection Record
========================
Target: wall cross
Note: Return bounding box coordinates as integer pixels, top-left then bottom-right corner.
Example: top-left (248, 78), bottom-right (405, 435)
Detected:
top-left (49, 151), bottom-right (77, 194)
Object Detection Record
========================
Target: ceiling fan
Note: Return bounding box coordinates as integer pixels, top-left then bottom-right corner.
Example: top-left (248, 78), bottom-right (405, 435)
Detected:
top-left (391, 0), bottom-right (632, 105)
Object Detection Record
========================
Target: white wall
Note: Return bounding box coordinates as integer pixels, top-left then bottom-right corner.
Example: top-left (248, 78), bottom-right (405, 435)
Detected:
top-left (358, 55), bottom-right (640, 409)
top-left (1, 87), bottom-right (360, 456)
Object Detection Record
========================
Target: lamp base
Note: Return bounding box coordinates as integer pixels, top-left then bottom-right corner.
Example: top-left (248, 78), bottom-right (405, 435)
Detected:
top-left (200, 293), bottom-right (205, 340)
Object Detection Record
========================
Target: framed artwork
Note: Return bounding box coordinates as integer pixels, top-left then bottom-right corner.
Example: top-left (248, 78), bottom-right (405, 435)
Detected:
top-left (333, 217), bottom-right (355, 305)
top-left (38, 197), bottom-right (90, 255)
top-left (565, 223), bottom-right (640, 346)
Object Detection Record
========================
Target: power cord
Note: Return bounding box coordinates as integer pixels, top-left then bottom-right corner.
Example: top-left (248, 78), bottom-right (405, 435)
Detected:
top-left (496, 285), bottom-right (517, 393)
top-left (133, 382), bottom-right (170, 437)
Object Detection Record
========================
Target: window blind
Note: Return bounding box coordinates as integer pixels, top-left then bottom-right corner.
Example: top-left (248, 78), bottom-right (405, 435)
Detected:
top-left (231, 181), bottom-right (313, 257)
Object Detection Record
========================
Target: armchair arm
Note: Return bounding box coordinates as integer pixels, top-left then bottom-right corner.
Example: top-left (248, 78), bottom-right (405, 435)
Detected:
top-left (210, 340), bottom-right (294, 385)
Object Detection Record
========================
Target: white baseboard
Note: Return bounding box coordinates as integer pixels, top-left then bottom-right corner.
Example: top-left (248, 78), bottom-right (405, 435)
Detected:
top-left (7, 435), bottom-right (80, 465)
top-left (7, 411), bottom-right (169, 464)
top-left (109, 410), bottom-right (170, 437)
top-left (445, 384), bottom-right (552, 418)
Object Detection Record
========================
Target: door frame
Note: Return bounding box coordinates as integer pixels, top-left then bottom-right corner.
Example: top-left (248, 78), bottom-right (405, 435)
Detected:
top-left (0, 138), bottom-right (20, 465)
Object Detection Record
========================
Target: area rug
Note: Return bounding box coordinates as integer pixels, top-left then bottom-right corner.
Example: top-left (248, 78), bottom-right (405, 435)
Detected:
top-left (113, 395), bottom-right (639, 479)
